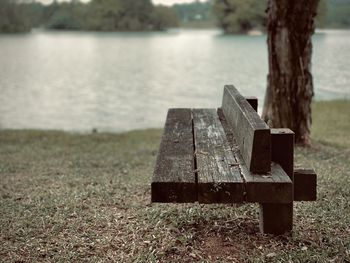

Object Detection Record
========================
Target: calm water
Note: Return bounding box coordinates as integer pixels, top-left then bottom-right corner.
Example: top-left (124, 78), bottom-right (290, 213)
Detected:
top-left (0, 29), bottom-right (349, 132)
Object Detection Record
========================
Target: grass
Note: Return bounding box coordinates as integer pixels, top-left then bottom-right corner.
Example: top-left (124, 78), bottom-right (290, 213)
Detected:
top-left (1, 100), bottom-right (350, 262)
top-left (312, 100), bottom-right (350, 148)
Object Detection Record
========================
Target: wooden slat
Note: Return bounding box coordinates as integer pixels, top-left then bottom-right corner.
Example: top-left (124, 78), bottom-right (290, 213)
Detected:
top-left (152, 108), bottom-right (196, 203)
top-left (240, 159), bottom-right (293, 203)
top-left (193, 109), bottom-right (244, 203)
top-left (222, 85), bottom-right (271, 174)
top-left (218, 108), bottom-right (292, 203)
top-left (294, 168), bottom-right (317, 201)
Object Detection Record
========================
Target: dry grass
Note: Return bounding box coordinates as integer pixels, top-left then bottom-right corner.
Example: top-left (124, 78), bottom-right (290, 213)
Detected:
top-left (1, 101), bottom-right (350, 262)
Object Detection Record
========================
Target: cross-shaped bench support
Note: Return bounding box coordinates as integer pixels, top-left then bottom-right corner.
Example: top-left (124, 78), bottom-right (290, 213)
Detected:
top-left (152, 85), bottom-right (317, 235)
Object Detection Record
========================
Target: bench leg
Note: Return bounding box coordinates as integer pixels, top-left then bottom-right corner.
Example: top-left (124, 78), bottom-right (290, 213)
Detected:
top-left (259, 203), bottom-right (293, 235)
top-left (261, 129), bottom-right (294, 235)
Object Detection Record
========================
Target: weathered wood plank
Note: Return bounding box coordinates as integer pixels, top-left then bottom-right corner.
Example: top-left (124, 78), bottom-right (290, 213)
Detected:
top-left (222, 85), bottom-right (271, 174)
top-left (152, 108), bottom-right (196, 203)
top-left (241, 160), bottom-right (293, 203)
top-left (259, 129), bottom-right (294, 234)
top-left (294, 168), bottom-right (317, 201)
top-left (245, 96), bottom-right (258, 112)
top-left (218, 109), bottom-right (292, 203)
top-left (193, 109), bottom-right (244, 203)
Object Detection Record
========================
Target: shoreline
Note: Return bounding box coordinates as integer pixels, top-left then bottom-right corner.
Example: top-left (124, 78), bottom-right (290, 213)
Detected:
top-left (0, 100), bottom-right (349, 141)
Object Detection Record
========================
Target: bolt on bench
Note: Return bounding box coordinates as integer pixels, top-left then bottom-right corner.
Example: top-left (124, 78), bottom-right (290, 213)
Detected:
top-left (152, 85), bottom-right (317, 235)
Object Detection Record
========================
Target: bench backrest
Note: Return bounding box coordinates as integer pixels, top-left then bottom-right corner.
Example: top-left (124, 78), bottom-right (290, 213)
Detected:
top-left (222, 85), bottom-right (271, 174)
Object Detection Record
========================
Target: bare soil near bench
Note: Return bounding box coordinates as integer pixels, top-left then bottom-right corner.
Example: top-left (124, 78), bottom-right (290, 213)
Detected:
top-left (1, 101), bottom-right (349, 262)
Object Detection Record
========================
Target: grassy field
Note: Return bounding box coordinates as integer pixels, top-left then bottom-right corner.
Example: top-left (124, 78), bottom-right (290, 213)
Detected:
top-left (1, 101), bottom-right (349, 262)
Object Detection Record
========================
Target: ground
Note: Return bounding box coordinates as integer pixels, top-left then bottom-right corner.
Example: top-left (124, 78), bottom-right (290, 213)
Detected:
top-left (0, 101), bottom-right (349, 262)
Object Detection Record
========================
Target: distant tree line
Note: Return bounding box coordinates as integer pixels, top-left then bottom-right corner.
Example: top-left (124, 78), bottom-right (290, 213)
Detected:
top-left (172, 0), bottom-right (349, 33)
top-left (0, 0), bottom-right (31, 33)
top-left (213, 0), bottom-right (267, 34)
top-left (1, 0), bottom-right (349, 34)
top-left (326, 0), bottom-right (350, 28)
top-left (173, 1), bottom-right (215, 28)
top-left (213, 0), bottom-right (349, 34)
top-left (0, 0), bottom-right (179, 33)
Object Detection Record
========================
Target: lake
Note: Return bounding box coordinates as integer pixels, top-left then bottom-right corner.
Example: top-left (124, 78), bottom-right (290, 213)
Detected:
top-left (0, 29), bottom-right (349, 132)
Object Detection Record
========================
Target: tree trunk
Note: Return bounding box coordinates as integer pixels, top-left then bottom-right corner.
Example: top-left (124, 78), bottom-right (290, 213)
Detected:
top-left (262, 0), bottom-right (319, 145)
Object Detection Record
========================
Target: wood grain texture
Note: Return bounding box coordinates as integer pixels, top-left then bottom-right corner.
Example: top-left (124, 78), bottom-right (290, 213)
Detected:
top-left (218, 108), bottom-right (292, 203)
top-left (152, 108), bottom-right (196, 203)
top-left (294, 168), bottom-right (317, 201)
top-left (263, 0), bottom-right (318, 145)
top-left (241, 160), bottom-right (293, 203)
top-left (193, 109), bottom-right (244, 203)
top-left (222, 85), bottom-right (271, 174)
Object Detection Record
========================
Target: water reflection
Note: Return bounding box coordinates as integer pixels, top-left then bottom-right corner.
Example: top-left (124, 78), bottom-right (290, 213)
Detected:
top-left (0, 29), bottom-right (349, 132)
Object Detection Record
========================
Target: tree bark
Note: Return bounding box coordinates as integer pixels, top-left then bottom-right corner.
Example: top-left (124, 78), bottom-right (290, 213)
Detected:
top-left (262, 0), bottom-right (319, 145)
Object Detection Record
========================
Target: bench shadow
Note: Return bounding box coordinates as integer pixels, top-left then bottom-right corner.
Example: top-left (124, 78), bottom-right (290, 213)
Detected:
top-left (153, 204), bottom-right (297, 261)
top-left (193, 217), bottom-right (292, 260)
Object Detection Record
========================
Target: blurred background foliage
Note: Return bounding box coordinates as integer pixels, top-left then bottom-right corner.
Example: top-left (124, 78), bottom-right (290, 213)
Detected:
top-left (0, 0), bottom-right (349, 33)
top-left (213, 0), bottom-right (267, 34)
top-left (0, 0), bottom-right (179, 32)
top-left (0, 0), bottom-right (32, 33)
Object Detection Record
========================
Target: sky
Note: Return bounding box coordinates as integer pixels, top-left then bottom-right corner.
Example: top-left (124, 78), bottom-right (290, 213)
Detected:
top-left (38, 0), bottom-right (204, 6)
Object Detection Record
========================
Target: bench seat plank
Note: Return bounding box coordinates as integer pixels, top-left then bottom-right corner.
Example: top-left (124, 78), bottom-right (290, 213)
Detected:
top-left (152, 107), bottom-right (293, 204)
top-left (218, 108), bottom-right (292, 203)
top-left (152, 108), bottom-right (196, 203)
top-left (193, 109), bottom-right (245, 203)
top-left (240, 159), bottom-right (293, 203)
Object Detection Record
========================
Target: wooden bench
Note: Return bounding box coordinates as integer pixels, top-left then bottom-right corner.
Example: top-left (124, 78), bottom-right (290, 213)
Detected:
top-left (152, 85), bottom-right (317, 235)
